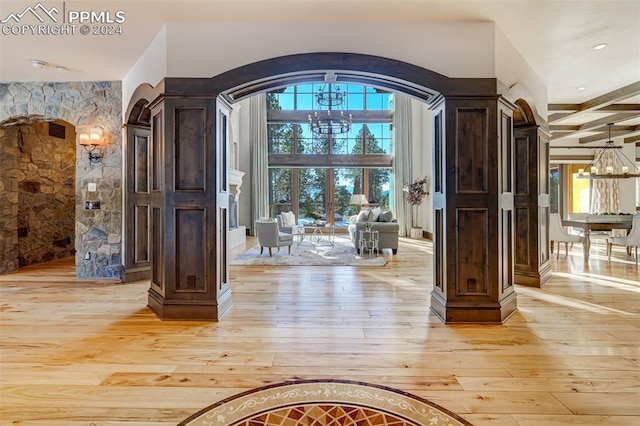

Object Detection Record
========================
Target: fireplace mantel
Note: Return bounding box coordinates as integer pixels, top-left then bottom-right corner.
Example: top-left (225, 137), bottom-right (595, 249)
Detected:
top-left (230, 169), bottom-right (245, 188)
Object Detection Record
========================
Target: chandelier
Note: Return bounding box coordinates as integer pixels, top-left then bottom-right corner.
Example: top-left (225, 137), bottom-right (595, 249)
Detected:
top-left (308, 74), bottom-right (352, 136)
top-left (578, 123), bottom-right (640, 179)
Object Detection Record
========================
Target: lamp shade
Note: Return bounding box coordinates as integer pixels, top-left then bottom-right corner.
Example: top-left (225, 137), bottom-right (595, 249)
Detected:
top-left (349, 194), bottom-right (368, 205)
top-left (78, 133), bottom-right (91, 145)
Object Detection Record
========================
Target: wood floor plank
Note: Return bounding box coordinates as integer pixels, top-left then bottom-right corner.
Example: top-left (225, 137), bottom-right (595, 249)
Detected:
top-left (509, 414), bottom-right (640, 425)
top-left (1, 236), bottom-right (639, 424)
top-left (412, 390), bottom-right (573, 415)
top-left (551, 392), bottom-right (640, 415)
top-left (456, 376), bottom-right (639, 393)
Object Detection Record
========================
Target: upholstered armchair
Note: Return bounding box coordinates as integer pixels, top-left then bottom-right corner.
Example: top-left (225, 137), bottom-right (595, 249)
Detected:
top-left (276, 211), bottom-right (297, 234)
top-left (549, 213), bottom-right (582, 259)
top-left (607, 215), bottom-right (640, 267)
top-left (255, 220), bottom-right (294, 256)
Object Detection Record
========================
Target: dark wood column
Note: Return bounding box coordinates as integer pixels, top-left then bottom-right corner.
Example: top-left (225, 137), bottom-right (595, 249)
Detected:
top-left (514, 124), bottom-right (552, 287)
top-left (430, 96), bottom-right (518, 323)
top-left (147, 92), bottom-right (232, 321)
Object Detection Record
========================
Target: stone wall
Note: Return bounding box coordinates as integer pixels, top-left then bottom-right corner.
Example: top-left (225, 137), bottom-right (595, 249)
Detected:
top-left (0, 81), bottom-right (123, 278)
top-left (16, 122), bottom-right (75, 267)
top-left (0, 126), bottom-right (19, 273)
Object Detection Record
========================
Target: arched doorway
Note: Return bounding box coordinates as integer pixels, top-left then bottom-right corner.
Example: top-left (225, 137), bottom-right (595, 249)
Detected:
top-left (0, 117), bottom-right (76, 271)
top-left (0, 82), bottom-right (123, 278)
top-left (127, 52), bottom-right (517, 323)
top-left (122, 84), bottom-right (154, 283)
top-left (512, 97), bottom-right (552, 287)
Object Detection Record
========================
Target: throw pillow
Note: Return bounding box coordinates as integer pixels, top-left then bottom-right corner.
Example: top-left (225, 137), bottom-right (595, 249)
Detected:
top-left (356, 209), bottom-right (371, 222)
top-left (282, 211), bottom-right (296, 226)
top-left (370, 206), bottom-right (381, 222)
top-left (378, 210), bottom-right (393, 222)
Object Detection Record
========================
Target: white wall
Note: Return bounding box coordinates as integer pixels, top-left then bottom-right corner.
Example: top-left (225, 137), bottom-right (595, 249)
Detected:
top-left (495, 26), bottom-right (548, 118)
top-left (122, 25), bottom-right (168, 118)
top-left (237, 98), bottom-right (252, 230)
top-left (165, 22), bottom-right (496, 80)
top-left (410, 99), bottom-right (433, 233)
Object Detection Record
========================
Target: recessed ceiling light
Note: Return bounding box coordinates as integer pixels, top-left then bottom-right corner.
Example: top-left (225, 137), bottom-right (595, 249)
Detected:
top-left (55, 65), bottom-right (68, 73)
top-left (30, 59), bottom-right (49, 69)
top-left (593, 43), bottom-right (608, 50)
top-left (577, 87), bottom-right (587, 91)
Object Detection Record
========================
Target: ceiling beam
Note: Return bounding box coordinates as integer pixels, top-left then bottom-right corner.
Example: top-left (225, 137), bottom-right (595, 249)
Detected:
top-left (548, 104), bottom-right (580, 112)
top-left (623, 131), bottom-right (640, 144)
top-left (577, 126), bottom-right (640, 144)
top-left (548, 81), bottom-right (640, 124)
top-left (576, 112), bottom-right (640, 133)
top-left (597, 104), bottom-right (640, 112)
top-left (549, 125), bottom-right (579, 132)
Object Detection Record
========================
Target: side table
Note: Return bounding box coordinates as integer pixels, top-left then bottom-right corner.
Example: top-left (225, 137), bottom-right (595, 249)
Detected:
top-left (358, 229), bottom-right (379, 256)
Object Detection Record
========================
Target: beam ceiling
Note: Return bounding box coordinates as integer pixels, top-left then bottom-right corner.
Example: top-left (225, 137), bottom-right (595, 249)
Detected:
top-left (548, 81), bottom-right (640, 144)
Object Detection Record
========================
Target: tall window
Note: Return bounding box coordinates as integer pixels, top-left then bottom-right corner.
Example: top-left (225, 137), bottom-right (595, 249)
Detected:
top-left (266, 84), bottom-right (393, 228)
top-left (567, 164), bottom-right (591, 214)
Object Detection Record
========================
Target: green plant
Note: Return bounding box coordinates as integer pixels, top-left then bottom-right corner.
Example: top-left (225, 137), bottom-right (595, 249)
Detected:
top-left (403, 176), bottom-right (429, 227)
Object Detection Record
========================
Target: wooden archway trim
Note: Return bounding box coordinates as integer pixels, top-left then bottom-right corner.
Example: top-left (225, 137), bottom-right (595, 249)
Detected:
top-left (159, 52), bottom-right (497, 102)
top-left (514, 98), bottom-right (536, 126)
top-left (124, 83), bottom-right (160, 126)
top-left (143, 51), bottom-right (517, 323)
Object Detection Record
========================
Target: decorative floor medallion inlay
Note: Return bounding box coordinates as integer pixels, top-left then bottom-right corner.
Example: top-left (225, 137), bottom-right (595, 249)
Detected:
top-left (179, 379), bottom-right (472, 426)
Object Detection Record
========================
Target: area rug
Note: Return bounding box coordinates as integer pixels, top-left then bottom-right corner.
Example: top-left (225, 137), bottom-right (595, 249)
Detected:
top-left (230, 237), bottom-right (388, 267)
top-left (178, 379), bottom-right (472, 426)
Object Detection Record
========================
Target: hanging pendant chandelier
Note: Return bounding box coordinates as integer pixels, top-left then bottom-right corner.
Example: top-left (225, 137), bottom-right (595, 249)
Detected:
top-left (308, 74), bottom-right (352, 136)
top-left (578, 123), bottom-right (640, 179)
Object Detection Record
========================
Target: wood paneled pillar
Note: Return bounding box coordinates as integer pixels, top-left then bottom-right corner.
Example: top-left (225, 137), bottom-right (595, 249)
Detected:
top-left (514, 124), bottom-right (552, 287)
top-left (430, 96), bottom-right (517, 323)
top-left (147, 92), bottom-right (232, 321)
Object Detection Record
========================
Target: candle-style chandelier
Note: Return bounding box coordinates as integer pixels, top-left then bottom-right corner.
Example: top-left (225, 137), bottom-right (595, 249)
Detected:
top-left (578, 123), bottom-right (640, 179)
top-left (308, 73), bottom-right (352, 136)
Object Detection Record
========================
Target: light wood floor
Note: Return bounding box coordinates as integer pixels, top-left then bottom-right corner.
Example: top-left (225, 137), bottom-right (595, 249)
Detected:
top-left (1, 237), bottom-right (638, 425)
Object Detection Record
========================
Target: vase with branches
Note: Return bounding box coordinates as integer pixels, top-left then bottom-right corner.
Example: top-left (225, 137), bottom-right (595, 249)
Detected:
top-left (403, 176), bottom-right (429, 234)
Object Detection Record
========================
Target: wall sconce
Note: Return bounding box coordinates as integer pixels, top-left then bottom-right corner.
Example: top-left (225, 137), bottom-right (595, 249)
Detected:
top-left (78, 127), bottom-right (104, 164)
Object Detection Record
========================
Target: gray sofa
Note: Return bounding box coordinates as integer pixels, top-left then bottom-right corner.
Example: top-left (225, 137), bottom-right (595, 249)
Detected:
top-left (348, 219), bottom-right (399, 254)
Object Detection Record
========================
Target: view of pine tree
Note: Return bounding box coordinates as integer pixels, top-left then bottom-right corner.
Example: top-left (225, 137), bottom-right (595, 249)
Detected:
top-left (269, 168), bottom-right (291, 204)
top-left (334, 181), bottom-right (353, 218)
top-left (339, 126), bottom-right (391, 209)
top-left (267, 94), bottom-right (293, 204)
top-left (266, 93), bottom-right (280, 110)
top-left (299, 168), bottom-right (326, 218)
top-left (265, 85), bottom-right (393, 225)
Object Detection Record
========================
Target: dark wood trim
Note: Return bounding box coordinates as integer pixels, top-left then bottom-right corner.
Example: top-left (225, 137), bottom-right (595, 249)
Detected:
top-left (145, 52), bottom-right (512, 324)
top-left (549, 155), bottom-right (593, 162)
top-left (125, 83), bottom-right (162, 125)
top-left (160, 53), bottom-right (497, 102)
top-left (513, 123), bottom-right (552, 288)
top-left (268, 154), bottom-right (393, 168)
top-left (268, 110), bottom-right (392, 124)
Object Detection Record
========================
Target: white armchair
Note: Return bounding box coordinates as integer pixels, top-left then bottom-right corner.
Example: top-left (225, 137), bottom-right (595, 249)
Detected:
top-left (550, 213), bottom-right (583, 259)
top-left (276, 211), bottom-right (297, 234)
top-left (255, 220), bottom-right (294, 256)
top-left (607, 215), bottom-right (640, 267)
